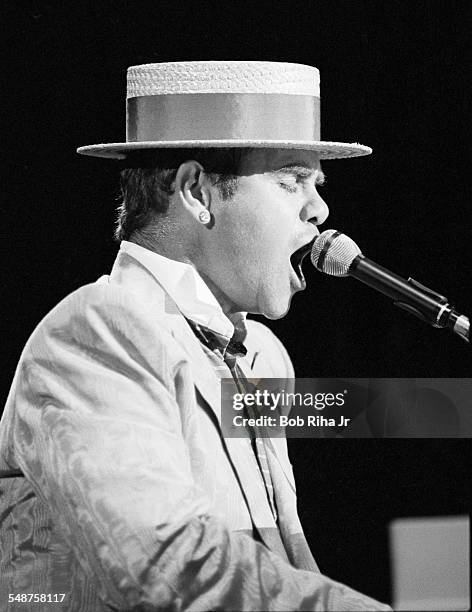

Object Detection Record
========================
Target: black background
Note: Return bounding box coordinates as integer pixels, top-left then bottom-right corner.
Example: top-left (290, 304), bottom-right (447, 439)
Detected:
top-left (1, 1), bottom-right (471, 604)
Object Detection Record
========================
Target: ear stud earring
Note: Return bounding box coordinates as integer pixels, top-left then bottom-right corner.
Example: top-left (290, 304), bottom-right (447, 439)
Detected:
top-left (198, 209), bottom-right (211, 224)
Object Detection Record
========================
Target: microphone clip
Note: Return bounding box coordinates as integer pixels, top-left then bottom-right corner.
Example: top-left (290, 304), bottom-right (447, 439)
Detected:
top-left (394, 278), bottom-right (451, 328)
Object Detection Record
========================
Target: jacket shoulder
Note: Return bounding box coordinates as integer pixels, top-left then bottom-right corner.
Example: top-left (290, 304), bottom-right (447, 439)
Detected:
top-left (24, 279), bottom-right (184, 367)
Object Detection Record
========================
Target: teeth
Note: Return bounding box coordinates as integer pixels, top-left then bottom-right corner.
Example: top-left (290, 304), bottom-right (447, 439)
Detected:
top-left (297, 265), bottom-right (305, 283)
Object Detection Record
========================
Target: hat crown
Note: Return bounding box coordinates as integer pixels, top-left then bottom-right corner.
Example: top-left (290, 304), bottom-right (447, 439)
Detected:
top-left (77, 60), bottom-right (372, 160)
top-left (127, 61), bottom-right (319, 98)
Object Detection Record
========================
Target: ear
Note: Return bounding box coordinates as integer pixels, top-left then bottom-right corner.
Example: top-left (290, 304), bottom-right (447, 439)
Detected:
top-left (174, 160), bottom-right (211, 222)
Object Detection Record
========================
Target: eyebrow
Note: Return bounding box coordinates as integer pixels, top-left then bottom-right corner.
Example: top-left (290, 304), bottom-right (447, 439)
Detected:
top-left (273, 162), bottom-right (326, 185)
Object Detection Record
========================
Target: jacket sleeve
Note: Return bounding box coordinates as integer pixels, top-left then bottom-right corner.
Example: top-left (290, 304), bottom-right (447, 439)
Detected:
top-left (12, 283), bottom-right (391, 611)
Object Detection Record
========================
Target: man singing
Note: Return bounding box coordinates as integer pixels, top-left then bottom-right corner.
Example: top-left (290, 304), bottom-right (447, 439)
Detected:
top-left (0, 61), bottom-right (390, 611)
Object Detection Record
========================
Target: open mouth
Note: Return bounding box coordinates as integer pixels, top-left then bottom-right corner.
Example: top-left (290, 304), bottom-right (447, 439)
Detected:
top-left (290, 238), bottom-right (316, 283)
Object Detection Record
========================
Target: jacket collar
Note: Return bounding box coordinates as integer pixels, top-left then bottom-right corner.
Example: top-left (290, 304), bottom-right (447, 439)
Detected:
top-left (108, 248), bottom-right (230, 419)
top-left (119, 240), bottom-right (240, 340)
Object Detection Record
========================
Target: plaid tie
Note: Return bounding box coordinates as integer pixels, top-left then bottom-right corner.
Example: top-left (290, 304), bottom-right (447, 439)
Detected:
top-left (186, 319), bottom-right (278, 522)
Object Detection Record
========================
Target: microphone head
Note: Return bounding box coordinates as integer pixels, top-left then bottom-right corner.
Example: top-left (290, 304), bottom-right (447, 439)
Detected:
top-left (311, 229), bottom-right (362, 276)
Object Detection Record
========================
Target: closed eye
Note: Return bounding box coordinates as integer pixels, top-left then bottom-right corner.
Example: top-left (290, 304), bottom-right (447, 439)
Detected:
top-left (277, 168), bottom-right (326, 193)
top-left (274, 164), bottom-right (326, 184)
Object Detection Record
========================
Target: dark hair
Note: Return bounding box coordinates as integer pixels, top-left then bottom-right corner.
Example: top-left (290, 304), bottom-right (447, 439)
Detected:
top-left (115, 147), bottom-right (252, 241)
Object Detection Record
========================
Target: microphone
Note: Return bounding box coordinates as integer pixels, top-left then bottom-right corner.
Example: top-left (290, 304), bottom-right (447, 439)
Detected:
top-left (311, 229), bottom-right (469, 343)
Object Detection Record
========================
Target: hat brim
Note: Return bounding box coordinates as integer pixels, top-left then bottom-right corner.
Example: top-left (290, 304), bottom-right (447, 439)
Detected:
top-left (76, 140), bottom-right (372, 160)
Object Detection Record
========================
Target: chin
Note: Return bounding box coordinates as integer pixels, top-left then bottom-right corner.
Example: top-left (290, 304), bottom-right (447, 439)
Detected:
top-left (259, 295), bottom-right (293, 320)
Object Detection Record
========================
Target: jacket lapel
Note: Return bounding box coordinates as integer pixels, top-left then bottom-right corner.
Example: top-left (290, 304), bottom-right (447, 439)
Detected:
top-left (168, 315), bottom-right (283, 550)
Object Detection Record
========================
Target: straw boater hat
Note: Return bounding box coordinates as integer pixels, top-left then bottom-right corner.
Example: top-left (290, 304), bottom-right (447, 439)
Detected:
top-left (77, 61), bottom-right (371, 160)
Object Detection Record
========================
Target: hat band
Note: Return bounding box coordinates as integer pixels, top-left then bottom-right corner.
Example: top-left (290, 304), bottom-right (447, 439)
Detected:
top-left (126, 93), bottom-right (320, 142)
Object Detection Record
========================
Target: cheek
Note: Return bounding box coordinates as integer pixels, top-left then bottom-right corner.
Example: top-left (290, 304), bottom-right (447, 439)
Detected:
top-left (224, 192), bottom-right (294, 244)
top-left (211, 185), bottom-right (298, 280)
top-left (213, 202), bottom-right (262, 258)
top-left (230, 218), bottom-right (284, 273)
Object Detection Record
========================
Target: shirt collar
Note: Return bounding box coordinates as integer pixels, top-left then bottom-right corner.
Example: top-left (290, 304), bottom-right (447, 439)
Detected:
top-left (119, 240), bottom-right (245, 343)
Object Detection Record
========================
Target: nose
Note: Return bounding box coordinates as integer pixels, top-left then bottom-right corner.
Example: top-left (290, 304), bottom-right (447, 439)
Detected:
top-left (300, 189), bottom-right (329, 226)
